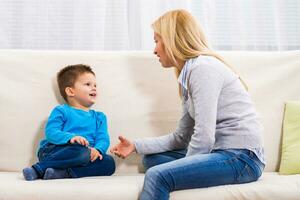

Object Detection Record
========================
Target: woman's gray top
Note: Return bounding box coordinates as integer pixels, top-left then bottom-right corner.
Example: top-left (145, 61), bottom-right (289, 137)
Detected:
top-left (134, 55), bottom-right (265, 164)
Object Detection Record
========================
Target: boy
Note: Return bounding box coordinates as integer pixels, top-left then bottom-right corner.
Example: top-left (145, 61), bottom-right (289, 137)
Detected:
top-left (23, 64), bottom-right (115, 180)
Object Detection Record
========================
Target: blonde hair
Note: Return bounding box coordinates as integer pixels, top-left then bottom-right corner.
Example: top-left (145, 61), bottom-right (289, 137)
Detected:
top-left (151, 9), bottom-right (248, 92)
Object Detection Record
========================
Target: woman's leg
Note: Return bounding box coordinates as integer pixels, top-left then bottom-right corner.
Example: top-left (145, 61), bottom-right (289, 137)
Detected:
top-left (140, 149), bottom-right (264, 200)
top-left (68, 154), bottom-right (115, 178)
top-left (142, 149), bottom-right (187, 171)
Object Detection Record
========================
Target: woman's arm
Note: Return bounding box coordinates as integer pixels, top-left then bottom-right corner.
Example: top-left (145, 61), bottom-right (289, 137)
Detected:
top-left (186, 62), bottom-right (224, 156)
top-left (134, 108), bottom-right (194, 155)
top-left (110, 108), bottom-right (194, 158)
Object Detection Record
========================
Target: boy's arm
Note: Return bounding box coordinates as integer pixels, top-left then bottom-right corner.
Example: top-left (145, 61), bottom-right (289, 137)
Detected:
top-left (93, 113), bottom-right (110, 154)
top-left (45, 106), bottom-right (76, 144)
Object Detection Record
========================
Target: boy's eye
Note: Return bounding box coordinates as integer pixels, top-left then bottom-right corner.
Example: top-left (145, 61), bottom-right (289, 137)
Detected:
top-left (85, 83), bottom-right (90, 86)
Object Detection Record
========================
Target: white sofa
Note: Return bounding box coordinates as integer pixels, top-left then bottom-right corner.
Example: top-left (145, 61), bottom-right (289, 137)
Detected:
top-left (0, 50), bottom-right (300, 200)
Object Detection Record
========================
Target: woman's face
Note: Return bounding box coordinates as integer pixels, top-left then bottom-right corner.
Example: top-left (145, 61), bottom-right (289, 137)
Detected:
top-left (153, 33), bottom-right (174, 68)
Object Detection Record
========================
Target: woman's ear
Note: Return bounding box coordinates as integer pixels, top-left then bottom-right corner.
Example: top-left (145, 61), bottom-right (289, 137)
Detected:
top-left (65, 87), bottom-right (75, 97)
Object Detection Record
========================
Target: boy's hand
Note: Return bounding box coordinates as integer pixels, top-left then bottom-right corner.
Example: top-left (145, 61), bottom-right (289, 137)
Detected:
top-left (89, 147), bottom-right (103, 162)
top-left (70, 136), bottom-right (89, 146)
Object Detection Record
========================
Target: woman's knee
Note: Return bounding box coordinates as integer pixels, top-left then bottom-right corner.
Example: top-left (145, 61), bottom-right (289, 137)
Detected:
top-left (144, 166), bottom-right (160, 183)
top-left (145, 165), bottom-right (172, 188)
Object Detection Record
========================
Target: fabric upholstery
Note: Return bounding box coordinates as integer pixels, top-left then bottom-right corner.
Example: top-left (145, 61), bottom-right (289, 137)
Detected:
top-left (0, 172), bottom-right (299, 200)
top-left (0, 50), bottom-right (300, 199)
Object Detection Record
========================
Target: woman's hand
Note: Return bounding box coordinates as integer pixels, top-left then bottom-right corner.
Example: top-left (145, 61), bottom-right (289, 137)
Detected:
top-left (110, 136), bottom-right (136, 159)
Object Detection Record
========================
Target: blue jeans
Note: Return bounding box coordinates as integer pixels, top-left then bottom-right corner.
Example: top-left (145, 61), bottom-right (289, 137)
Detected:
top-left (32, 143), bottom-right (115, 178)
top-left (140, 149), bottom-right (265, 200)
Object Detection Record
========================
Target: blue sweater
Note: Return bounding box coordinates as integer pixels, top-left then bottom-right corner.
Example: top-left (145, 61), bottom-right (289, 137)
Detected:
top-left (39, 104), bottom-right (110, 154)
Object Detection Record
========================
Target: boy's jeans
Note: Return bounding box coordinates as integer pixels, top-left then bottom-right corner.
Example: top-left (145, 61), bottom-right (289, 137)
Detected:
top-left (32, 143), bottom-right (115, 178)
top-left (140, 149), bottom-right (265, 200)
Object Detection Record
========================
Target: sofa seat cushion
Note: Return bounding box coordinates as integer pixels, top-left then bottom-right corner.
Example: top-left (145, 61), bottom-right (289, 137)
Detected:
top-left (171, 172), bottom-right (300, 200)
top-left (0, 172), bottom-right (144, 200)
top-left (1, 172), bottom-right (300, 200)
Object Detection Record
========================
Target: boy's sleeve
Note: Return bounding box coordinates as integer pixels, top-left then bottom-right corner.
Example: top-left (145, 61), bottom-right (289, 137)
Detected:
top-left (45, 106), bottom-right (76, 144)
top-left (94, 112), bottom-right (110, 154)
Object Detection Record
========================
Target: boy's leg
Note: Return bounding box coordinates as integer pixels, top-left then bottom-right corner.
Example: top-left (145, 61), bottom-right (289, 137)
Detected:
top-left (68, 154), bottom-right (115, 178)
top-left (142, 149), bottom-right (187, 171)
top-left (140, 149), bottom-right (264, 200)
top-left (32, 143), bottom-right (90, 177)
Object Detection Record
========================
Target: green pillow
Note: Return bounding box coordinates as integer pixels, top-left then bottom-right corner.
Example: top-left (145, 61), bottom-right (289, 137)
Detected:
top-left (279, 101), bottom-right (300, 175)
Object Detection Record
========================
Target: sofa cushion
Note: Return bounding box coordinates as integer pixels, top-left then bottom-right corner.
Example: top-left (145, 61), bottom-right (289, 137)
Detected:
top-left (1, 50), bottom-right (300, 173)
top-left (1, 172), bottom-right (300, 200)
top-left (0, 172), bottom-right (144, 200)
top-left (279, 101), bottom-right (300, 175)
top-left (171, 172), bottom-right (300, 200)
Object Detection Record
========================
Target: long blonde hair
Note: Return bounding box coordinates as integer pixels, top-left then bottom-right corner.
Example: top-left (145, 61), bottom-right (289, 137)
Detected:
top-left (151, 9), bottom-right (248, 92)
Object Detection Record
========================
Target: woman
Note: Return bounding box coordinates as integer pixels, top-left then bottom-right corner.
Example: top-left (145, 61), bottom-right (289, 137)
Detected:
top-left (111, 9), bottom-right (265, 200)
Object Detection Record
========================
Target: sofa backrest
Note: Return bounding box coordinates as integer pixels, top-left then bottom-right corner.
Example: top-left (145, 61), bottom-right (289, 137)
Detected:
top-left (0, 50), bottom-right (299, 173)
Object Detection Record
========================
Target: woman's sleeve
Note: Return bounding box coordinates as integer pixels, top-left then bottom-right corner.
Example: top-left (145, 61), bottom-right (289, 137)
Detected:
top-left (186, 64), bottom-right (224, 156)
top-left (134, 103), bottom-right (194, 155)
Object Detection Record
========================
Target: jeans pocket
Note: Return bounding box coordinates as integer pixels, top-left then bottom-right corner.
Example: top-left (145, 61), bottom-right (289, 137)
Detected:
top-left (237, 163), bottom-right (258, 183)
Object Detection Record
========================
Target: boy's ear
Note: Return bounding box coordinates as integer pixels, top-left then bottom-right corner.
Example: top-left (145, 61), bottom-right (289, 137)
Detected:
top-left (65, 87), bottom-right (75, 97)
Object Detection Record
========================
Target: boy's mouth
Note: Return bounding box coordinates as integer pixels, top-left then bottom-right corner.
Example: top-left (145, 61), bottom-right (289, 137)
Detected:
top-left (89, 93), bottom-right (97, 97)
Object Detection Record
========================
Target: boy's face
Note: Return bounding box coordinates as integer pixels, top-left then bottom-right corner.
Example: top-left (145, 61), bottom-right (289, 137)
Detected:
top-left (67, 72), bottom-right (97, 108)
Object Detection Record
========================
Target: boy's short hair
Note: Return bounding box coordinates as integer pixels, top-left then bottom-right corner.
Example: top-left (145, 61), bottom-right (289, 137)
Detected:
top-left (57, 64), bottom-right (95, 102)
